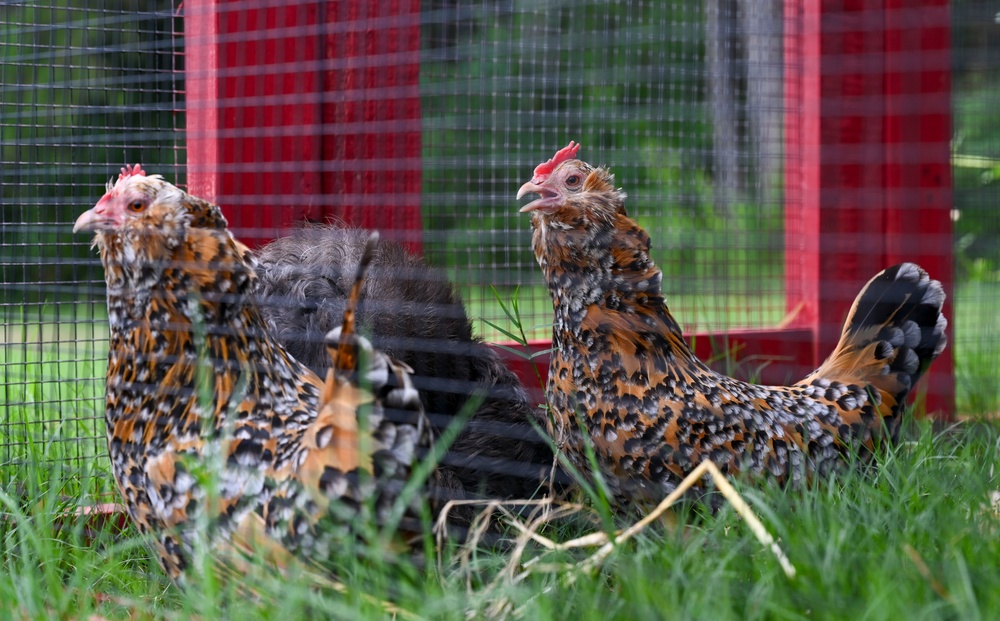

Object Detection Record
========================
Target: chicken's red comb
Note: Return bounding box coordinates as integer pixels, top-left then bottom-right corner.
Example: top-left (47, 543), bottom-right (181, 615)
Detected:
top-left (118, 164), bottom-right (146, 181)
top-left (531, 141), bottom-right (581, 183)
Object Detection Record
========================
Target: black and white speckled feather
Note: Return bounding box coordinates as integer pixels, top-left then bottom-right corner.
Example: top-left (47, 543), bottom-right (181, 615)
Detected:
top-left (75, 166), bottom-right (443, 583)
top-left (518, 144), bottom-right (948, 504)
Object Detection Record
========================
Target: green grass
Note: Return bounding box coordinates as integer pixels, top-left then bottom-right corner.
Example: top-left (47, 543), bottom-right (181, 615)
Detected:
top-left (954, 281), bottom-right (1000, 416)
top-left (1, 309), bottom-right (111, 499)
top-left (2, 417), bottom-right (998, 619)
top-left (1, 283), bottom-right (999, 619)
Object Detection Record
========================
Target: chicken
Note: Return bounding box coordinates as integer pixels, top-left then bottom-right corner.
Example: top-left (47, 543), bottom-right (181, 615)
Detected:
top-left (253, 228), bottom-right (556, 502)
top-left (517, 142), bottom-right (948, 504)
top-left (73, 165), bottom-right (436, 583)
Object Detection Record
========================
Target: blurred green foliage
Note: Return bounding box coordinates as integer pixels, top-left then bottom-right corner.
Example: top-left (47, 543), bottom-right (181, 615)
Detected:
top-left (0, 1), bottom-right (183, 305)
top-left (951, 0), bottom-right (1000, 283)
top-left (953, 82), bottom-right (1000, 282)
top-left (419, 0), bottom-right (780, 291)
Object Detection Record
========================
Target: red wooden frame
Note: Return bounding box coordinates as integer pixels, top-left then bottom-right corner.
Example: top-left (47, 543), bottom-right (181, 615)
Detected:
top-left (185, 0), bottom-right (422, 254)
top-left (783, 0), bottom-right (954, 417)
top-left (184, 0), bottom-right (954, 416)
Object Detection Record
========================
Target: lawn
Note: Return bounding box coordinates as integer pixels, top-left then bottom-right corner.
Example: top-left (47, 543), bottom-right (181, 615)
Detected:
top-left (1, 284), bottom-right (998, 619)
top-left (2, 415), bottom-right (997, 619)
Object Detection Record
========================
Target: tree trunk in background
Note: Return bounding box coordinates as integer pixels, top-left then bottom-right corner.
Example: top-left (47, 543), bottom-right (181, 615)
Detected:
top-left (706, 0), bottom-right (739, 219)
top-left (741, 0), bottom-right (783, 212)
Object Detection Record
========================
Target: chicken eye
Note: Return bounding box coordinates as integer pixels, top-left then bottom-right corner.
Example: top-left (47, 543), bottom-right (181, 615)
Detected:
top-left (566, 175), bottom-right (581, 186)
top-left (128, 201), bottom-right (145, 213)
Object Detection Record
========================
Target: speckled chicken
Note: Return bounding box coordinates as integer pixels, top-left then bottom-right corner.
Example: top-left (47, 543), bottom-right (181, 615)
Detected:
top-left (74, 165), bottom-right (433, 583)
top-left (517, 142), bottom-right (948, 504)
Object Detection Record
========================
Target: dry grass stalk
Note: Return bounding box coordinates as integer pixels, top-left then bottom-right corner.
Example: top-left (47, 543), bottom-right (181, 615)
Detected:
top-left (439, 459), bottom-right (795, 619)
top-left (902, 543), bottom-right (951, 601)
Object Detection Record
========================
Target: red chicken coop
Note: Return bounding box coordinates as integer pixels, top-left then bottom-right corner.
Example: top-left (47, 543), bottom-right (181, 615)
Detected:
top-left (2, 0), bottom-right (996, 483)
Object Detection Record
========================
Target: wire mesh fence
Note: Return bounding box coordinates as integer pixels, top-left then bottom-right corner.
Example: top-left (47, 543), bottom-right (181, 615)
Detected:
top-left (420, 0), bottom-right (786, 340)
top-left (0, 0), bottom-right (996, 486)
top-left (1, 2), bottom-right (183, 480)
top-left (951, 1), bottom-right (1000, 414)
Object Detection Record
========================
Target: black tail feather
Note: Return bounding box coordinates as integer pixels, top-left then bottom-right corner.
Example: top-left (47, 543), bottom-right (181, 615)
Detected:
top-left (844, 262), bottom-right (947, 394)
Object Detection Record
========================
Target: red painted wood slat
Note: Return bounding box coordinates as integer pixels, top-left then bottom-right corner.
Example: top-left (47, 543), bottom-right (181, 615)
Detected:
top-left (184, 0), bottom-right (422, 253)
top-left (783, 0), bottom-right (954, 417)
top-left (321, 0), bottom-right (423, 254)
top-left (882, 0), bottom-right (954, 416)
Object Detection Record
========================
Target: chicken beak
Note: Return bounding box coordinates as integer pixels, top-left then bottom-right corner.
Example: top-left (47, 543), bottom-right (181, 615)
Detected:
top-left (517, 181), bottom-right (557, 213)
top-left (516, 180), bottom-right (541, 201)
top-left (73, 196), bottom-right (119, 233)
top-left (73, 208), bottom-right (102, 233)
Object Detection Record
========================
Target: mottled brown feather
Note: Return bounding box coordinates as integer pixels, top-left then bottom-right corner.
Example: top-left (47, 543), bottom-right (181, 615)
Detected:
top-left (520, 145), bottom-right (948, 504)
top-left (78, 170), bottom-right (431, 584)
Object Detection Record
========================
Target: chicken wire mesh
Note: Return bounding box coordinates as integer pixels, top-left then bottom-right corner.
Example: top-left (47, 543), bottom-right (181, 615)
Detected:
top-left (952, 2), bottom-right (1000, 414)
top-left (421, 0), bottom-right (785, 338)
top-left (1, 2), bottom-right (183, 482)
top-left (0, 0), bottom-right (995, 484)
